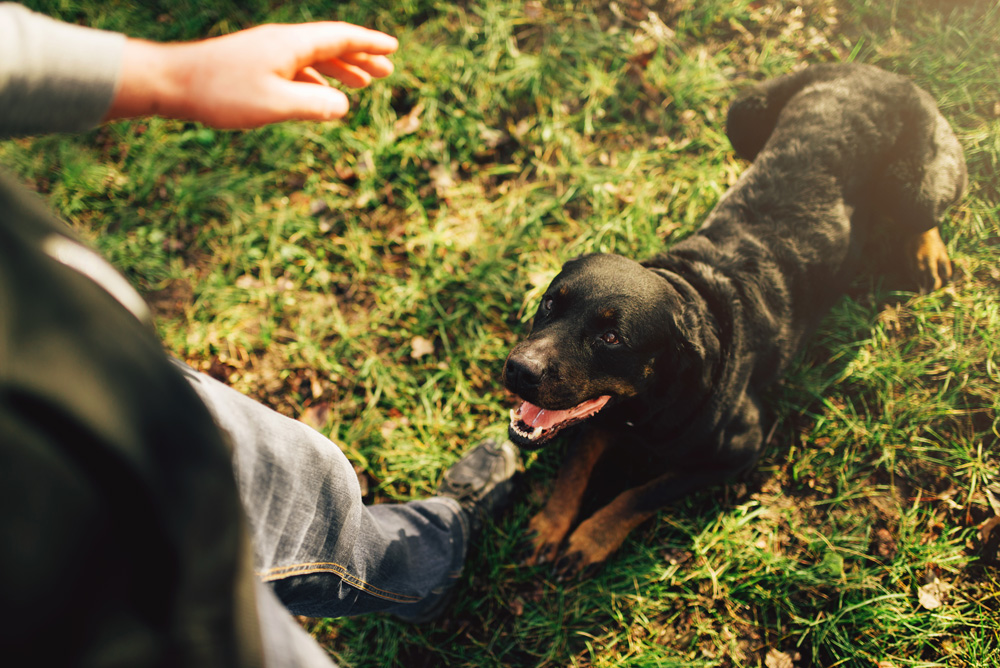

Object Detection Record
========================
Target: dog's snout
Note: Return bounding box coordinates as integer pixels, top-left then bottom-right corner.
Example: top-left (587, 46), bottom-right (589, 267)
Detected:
top-left (504, 352), bottom-right (546, 392)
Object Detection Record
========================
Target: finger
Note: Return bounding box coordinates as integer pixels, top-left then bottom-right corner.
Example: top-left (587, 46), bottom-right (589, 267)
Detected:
top-left (313, 59), bottom-right (373, 88)
top-left (293, 66), bottom-right (330, 86)
top-left (336, 52), bottom-right (395, 79)
top-left (294, 22), bottom-right (398, 65)
top-left (272, 79), bottom-right (351, 121)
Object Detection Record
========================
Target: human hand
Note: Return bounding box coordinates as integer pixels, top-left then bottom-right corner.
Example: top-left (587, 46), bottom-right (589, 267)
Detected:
top-left (106, 22), bottom-right (398, 128)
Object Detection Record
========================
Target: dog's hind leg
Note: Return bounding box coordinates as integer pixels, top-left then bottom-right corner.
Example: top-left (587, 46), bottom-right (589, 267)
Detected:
top-left (726, 64), bottom-right (859, 161)
top-left (906, 227), bottom-right (952, 292)
top-left (878, 89), bottom-right (967, 292)
top-left (525, 428), bottom-right (611, 566)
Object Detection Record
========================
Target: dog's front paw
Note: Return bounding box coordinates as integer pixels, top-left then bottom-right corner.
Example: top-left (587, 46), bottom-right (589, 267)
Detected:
top-left (552, 520), bottom-right (618, 580)
top-left (523, 510), bottom-right (572, 566)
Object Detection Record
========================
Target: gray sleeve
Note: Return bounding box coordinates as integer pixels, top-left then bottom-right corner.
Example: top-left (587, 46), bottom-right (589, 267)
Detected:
top-left (0, 3), bottom-right (125, 137)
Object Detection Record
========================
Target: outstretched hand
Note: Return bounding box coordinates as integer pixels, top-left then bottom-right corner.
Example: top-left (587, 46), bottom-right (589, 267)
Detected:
top-left (106, 22), bottom-right (398, 128)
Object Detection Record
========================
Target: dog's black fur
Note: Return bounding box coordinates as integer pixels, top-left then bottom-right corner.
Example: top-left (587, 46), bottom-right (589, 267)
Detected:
top-left (503, 63), bottom-right (967, 575)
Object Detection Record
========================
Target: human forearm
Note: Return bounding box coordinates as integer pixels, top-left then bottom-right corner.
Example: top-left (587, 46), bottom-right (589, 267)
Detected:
top-left (0, 3), bottom-right (124, 137)
top-left (0, 4), bottom-right (397, 136)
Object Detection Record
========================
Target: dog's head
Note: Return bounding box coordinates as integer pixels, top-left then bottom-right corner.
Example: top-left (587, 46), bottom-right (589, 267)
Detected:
top-left (504, 253), bottom-right (708, 449)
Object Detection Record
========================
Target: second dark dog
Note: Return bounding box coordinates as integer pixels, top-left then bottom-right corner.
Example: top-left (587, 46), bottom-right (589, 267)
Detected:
top-left (503, 63), bottom-right (966, 576)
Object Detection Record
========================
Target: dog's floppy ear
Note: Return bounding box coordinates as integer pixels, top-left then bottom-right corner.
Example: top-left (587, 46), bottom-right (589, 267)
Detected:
top-left (674, 304), bottom-right (710, 360)
top-left (638, 305), bottom-right (715, 428)
top-left (639, 265), bottom-right (714, 373)
top-left (652, 298), bottom-right (720, 398)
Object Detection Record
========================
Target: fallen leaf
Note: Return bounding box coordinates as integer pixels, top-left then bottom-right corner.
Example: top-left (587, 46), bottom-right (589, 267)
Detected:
top-left (380, 417), bottom-right (410, 439)
top-left (478, 125), bottom-right (506, 150)
top-left (764, 648), bottom-right (799, 668)
top-left (917, 576), bottom-right (950, 610)
top-left (207, 356), bottom-right (238, 384)
top-left (980, 516), bottom-right (1000, 562)
top-left (986, 487), bottom-right (1000, 516)
top-left (982, 515), bottom-right (1000, 543)
top-left (870, 527), bottom-right (898, 561)
top-left (309, 199), bottom-right (330, 217)
top-left (410, 335), bottom-right (435, 359)
top-left (393, 102), bottom-right (424, 136)
top-left (301, 402), bottom-right (330, 431)
top-left (429, 163), bottom-right (457, 197)
top-left (310, 374), bottom-right (324, 399)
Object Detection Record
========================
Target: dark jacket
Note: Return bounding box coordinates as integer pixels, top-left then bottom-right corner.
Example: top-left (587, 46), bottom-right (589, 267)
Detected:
top-left (0, 171), bottom-right (264, 667)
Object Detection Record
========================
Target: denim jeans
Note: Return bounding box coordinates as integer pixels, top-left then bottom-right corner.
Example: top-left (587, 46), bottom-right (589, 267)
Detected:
top-left (178, 362), bottom-right (469, 667)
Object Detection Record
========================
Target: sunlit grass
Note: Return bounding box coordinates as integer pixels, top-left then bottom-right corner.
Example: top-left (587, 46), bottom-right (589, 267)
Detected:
top-left (4, 0), bottom-right (999, 665)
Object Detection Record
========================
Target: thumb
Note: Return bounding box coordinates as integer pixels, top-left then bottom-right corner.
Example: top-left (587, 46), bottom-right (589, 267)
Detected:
top-left (273, 80), bottom-right (351, 121)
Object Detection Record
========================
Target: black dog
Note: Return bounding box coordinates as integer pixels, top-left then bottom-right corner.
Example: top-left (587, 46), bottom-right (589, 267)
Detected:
top-left (503, 63), bottom-right (967, 576)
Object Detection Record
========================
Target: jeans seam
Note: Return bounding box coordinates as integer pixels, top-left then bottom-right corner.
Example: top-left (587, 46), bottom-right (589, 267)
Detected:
top-left (257, 562), bottom-right (422, 603)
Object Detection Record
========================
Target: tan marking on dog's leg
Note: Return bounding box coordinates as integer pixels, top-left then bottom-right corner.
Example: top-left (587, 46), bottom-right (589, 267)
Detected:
top-left (906, 227), bottom-right (952, 293)
top-left (553, 466), bottom-right (730, 577)
top-left (555, 490), bottom-right (658, 576)
top-left (525, 429), bottom-right (611, 566)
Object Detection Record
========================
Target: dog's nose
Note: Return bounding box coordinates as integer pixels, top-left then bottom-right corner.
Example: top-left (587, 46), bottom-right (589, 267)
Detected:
top-left (504, 352), bottom-right (545, 392)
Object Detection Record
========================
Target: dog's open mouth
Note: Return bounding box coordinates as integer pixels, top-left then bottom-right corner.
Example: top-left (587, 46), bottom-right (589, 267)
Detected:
top-left (508, 395), bottom-right (611, 447)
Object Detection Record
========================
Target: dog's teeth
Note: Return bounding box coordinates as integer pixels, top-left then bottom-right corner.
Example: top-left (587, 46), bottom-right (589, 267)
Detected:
top-left (511, 420), bottom-right (534, 440)
top-left (509, 408), bottom-right (519, 423)
top-left (530, 426), bottom-right (543, 440)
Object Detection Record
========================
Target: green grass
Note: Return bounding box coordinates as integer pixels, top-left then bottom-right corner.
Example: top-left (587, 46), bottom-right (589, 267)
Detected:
top-left (5, 0), bottom-right (1000, 665)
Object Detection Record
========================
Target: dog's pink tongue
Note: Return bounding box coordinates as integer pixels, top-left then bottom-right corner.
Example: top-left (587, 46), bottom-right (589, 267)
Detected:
top-left (518, 396), bottom-right (611, 428)
top-left (519, 401), bottom-right (559, 428)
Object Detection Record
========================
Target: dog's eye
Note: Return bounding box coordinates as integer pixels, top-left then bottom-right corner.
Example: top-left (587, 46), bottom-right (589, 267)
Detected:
top-left (600, 331), bottom-right (620, 345)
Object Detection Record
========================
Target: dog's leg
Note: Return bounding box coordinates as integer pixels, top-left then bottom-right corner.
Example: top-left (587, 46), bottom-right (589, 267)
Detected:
top-left (550, 468), bottom-right (723, 578)
top-left (525, 428), bottom-right (611, 566)
top-left (554, 394), bottom-right (765, 578)
top-left (727, 64), bottom-right (850, 161)
top-left (906, 226), bottom-right (952, 292)
top-left (878, 91), bottom-right (965, 292)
